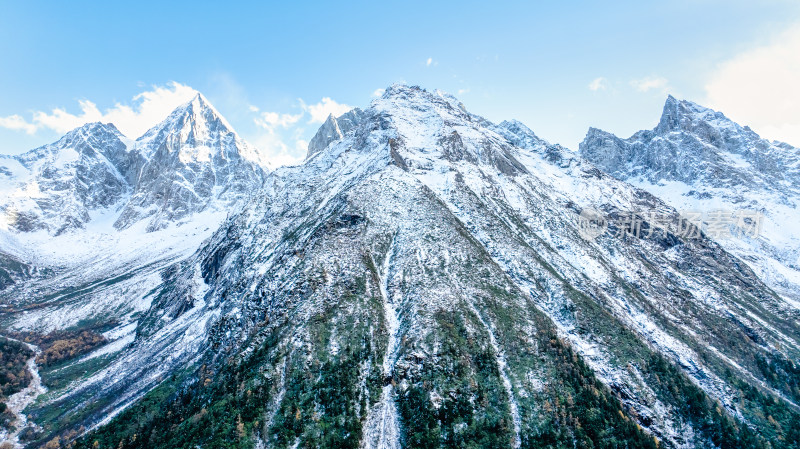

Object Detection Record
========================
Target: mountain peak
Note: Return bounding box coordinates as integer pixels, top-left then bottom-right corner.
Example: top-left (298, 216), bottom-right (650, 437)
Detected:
top-left (59, 121), bottom-right (125, 143)
top-left (581, 93), bottom-right (800, 191)
top-left (180, 92), bottom-right (217, 116)
top-left (306, 108), bottom-right (367, 159)
top-left (380, 83), bottom-right (423, 98)
top-left (655, 95), bottom-right (730, 134)
top-left (133, 91), bottom-right (237, 155)
top-left (170, 92), bottom-right (228, 127)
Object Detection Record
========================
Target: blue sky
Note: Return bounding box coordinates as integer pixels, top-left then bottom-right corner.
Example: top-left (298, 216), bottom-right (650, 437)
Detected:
top-left (2, 1), bottom-right (800, 165)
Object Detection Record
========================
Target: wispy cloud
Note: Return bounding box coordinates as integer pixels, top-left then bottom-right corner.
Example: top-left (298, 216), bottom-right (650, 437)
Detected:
top-left (0, 81), bottom-right (197, 138)
top-left (302, 97), bottom-right (353, 123)
top-left (426, 57), bottom-right (434, 67)
top-left (253, 111), bottom-right (302, 129)
top-left (372, 88), bottom-right (385, 97)
top-left (0, 115), bottom-right (37, 134)
top-left (588, 77), bottom-right (607, 91)
top-left (249, 96), bottom-right (354, 166)
top-left (630, 76), bottom-right (669, 93)
top-left (705, 21), bottom-right (800, 146)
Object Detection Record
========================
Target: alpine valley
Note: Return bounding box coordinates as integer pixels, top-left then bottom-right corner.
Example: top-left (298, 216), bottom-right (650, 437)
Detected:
top-left (0, 85), bottom-right (798, 449)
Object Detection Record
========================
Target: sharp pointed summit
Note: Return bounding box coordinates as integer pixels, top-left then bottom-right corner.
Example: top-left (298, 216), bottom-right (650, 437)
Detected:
top-left (114, 92), bottom-right (268, 230)
top-left (306, 108), bottom-right (367, 159)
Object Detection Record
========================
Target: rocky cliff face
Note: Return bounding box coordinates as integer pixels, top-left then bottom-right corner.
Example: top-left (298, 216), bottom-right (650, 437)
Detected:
top-left (306, 108), bottom-right (367, 159)
top-left (41, 86), bottom-right (800, 449)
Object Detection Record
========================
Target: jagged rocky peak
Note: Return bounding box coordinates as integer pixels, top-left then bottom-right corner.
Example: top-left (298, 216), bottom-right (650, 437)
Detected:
top-left (579, 94), bottom-right (800, 309)
top-left (579, 95), bottom-right (800, 188)
top-left (55, 121), bottom-right (127, 149)
top-left (306, 84), bottom-right (486, 163)
top-left (0, 121), bottom-right (134, 234)
top-left (114, 92), bottom-right (267, 231)
top-left (17, 121), bottom-right (130, 167)
top-left (137, 93), bottom-right (235, 157)
top-left (495, 119), bottom-right (541, 146)
top-left (306, 107), bottom-right (367, 159)
top-left (655, 94), bottom-right (721, 134)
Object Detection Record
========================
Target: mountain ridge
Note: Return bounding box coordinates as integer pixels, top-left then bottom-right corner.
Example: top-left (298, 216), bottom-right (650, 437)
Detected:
top-left (28, 85), bottom-right (799, 449)
top-left (2, 85), bottom-right (799, 449)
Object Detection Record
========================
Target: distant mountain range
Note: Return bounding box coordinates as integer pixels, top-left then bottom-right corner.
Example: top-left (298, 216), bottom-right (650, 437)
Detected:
top-left (1, 86), bottom-right (798, 449)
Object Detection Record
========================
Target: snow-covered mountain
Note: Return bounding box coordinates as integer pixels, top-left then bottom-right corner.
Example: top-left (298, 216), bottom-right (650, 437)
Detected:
top-left (0, 122), bottom-right (134, 235)
top-left (0, 94), bottom-right (268, 334)
top-left (580, 96), bottom-right (800, 306)
top-left (115, 93), bottom-right (267, 231)
top-left (29, 86), bottom-right (799, 449)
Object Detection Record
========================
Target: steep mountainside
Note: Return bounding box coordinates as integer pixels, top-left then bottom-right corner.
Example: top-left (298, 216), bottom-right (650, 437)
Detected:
top-left (580, 96), bottom-right (800, 306)
top-left (33, 86), bottom-right (800, 449)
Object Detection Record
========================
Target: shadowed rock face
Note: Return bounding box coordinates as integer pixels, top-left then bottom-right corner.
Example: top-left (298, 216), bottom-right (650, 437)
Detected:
top-left (306, 108), bottom-right (368, 159)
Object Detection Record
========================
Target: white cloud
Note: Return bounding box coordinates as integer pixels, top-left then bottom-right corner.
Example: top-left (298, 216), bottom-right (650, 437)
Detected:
top-left (248, 105), bottom-right (260, 112)
top-left (588, 77), bottom-right (607, 91)
top-left (0, 81), bottom-right (198, 138)
top-left (426, 57), bottom-right (433, 66)
top-left (705, 22), bottom-right (800, 146)
top-left (250, 124), bottom-right (308, 168)
top-left (457, 88), bottom-right (470, 95)
top-left (630, 76), bottom-right (669, 92)
top-left (254, 111), bottom-right (302, 129)
top-left (0, 115), bottom-right (37, 134)
top-left (302, 97), bottom-right (353, 123)
top-left (372, 88), bottom-right (385, 97)
top-left (31, 100), bottom-right (104, 134)
top-left (246, 95), bottom-right (353, 167)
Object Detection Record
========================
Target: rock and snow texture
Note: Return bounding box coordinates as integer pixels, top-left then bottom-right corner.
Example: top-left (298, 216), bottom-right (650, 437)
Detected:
top-left (3, 85), bottom-right (800, 448)
top-left (0, 122), bottom-right (134, 235)
top-left (306, 108), bottom-right (367, 159)
top-left (579, 96), bottom-right (800, 306)
top-left (45, 85), bottom-right (797, 448)
top-left (361, 246), bottom-right (401, 449)
top-left (115, 93), bottom-right (267, 231)
top-left (0, 93), bottom-right (268, 333)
